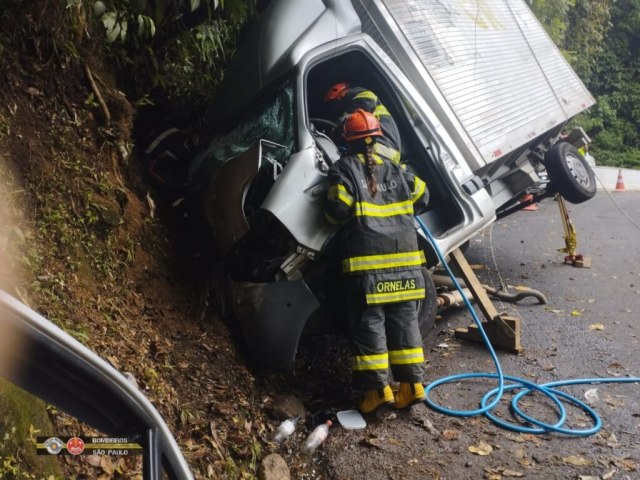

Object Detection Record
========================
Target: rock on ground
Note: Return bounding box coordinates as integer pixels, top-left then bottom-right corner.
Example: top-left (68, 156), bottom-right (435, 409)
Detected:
top-left (258, 453), bottom-right (290, 480)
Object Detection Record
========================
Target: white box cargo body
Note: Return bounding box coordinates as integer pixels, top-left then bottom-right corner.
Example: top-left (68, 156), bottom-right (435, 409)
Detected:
top-left (352, 0), bottom-right (595, 171)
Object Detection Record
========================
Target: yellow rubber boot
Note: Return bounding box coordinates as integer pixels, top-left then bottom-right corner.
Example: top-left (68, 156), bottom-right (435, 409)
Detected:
top-left (394, 383), bottom-right (425, 409)
top-left (358, 385), bottom-right (394, 414)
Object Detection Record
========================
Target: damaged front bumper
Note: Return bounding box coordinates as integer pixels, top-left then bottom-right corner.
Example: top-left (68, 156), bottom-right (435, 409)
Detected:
top-left (230, 279), bottom-right (320, 371)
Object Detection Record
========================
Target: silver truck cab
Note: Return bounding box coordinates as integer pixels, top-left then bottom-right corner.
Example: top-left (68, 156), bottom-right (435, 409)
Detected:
top-left (191, 0), bottom-right (596, 370)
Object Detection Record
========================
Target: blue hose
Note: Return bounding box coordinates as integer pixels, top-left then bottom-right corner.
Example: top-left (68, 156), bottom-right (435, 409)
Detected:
top-left (416, 216), bottom-right (640, 435)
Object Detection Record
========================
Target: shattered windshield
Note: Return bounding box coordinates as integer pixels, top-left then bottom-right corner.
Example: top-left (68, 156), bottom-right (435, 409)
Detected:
top-left (189, 81), bottom-right (296, 194)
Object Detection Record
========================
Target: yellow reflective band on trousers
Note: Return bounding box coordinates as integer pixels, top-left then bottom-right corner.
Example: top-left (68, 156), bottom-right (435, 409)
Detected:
top-left (352, 352), bottom-right (389, 371)
top-left (366, 288), bottom-right (425, 305)
top-left (328, 184), bottom-right (354, 207)
top-left (389, 347), bottom-right (425, 365)
top-left (355, 200), bottom-right (414, 218)
top-left (411, 177), bottom-right (426, 203)
top-left (342, 250), bottom-right (426, 273)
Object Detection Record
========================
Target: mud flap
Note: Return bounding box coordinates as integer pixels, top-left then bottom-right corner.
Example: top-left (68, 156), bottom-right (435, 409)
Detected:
top-left (230, 280), bottom-right (320, 371)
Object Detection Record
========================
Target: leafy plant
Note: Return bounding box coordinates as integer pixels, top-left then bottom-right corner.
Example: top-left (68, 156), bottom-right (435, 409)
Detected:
top-left (88, 0), bottom-right (254, 108)
top-left (532, 0), bottom-right (640, 169)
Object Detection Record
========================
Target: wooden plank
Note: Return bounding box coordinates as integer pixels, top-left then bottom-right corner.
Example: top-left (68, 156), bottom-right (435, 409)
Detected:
top-left (455, 316), bottom-right (523, 354)
top-left (449, 248), bottom-right (515, 340)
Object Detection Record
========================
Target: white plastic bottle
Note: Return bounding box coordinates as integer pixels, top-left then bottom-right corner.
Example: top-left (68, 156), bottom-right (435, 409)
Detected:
top-left (272, 416), bottom-right (299, 444)
top-left (301, 420), bottom-right (332, 456)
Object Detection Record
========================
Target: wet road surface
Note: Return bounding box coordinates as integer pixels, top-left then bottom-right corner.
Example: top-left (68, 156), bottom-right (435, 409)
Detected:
top-left (308, 191), bottom-right (640, 480)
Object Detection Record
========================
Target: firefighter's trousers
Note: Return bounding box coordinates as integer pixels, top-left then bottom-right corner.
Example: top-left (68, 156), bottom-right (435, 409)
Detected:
top-left (347, 291), bottom-right (425, 390)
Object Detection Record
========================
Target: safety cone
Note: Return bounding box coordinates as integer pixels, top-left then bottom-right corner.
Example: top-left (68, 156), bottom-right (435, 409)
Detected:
top-left (614, 169), bottom-right (626, 192)
top-left (521, 193), bottom-right (538, 211)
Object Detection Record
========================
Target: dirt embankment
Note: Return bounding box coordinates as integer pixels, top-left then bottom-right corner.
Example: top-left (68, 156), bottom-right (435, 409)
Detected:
top-left (0, 2), bottom-right (278, 478)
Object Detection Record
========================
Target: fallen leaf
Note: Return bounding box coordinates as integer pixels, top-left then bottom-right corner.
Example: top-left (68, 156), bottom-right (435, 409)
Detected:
top-left (416, 418), bottom-right (440, 436)
top-left (612, 457), bottom-right (637, 471)
top-left (549, 309), bottom-right (565, 314)
top-left (107, 355), bottom-right (120, 369)
top-left (571, 310), bottom-right (582, 316)
top-left (503, 470), bottom-right (524, 478)
top-left (520, 434), bottom-right (540, 444)
top-left (518, 458), bottom-right (534, 467)
top-left (503, 433), bottom-right (525, 443)
top-left (360, 437), bottom-right (383, 449)
top-left (602, 468), bottom-right (616, 479)
top-left (607, 362), bottom-right (626, 377)
top-left (514, 285), bottom-right (530, 292)
top-left (116, 457), bottom-right (127, 474)
top-left (562, 455), bottom-right (593, 467)
top-left (83, 455), bottom-right (101, 467)
top-left (26, 86), bottom-right (43, 96)
top-left (578, 476), bottom-right (600, 480)
top-left (100, 457), bottom-right (115, 475)
top-left (486, 475), bottom-right (501, 480)
top-left (469, 441), bottom-right (493, 456)
top-left (603, 394), bottom-right (624, 408)
top-left (588, 323), bottom-right (605, 331)
top-left (443, 429), bottom-right (460, 441)
top-left (470, 264), bottom-right (485, 270)
top-left (541, 359), bottom-right (555, 371)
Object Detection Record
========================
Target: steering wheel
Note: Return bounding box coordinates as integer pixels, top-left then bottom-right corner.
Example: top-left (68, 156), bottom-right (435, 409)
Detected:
top-left (309, 117), bottom-right (338, 134)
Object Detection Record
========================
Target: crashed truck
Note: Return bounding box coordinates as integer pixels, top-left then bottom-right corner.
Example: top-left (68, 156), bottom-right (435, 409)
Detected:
top-left (188, 0), bottom-right (597, 370)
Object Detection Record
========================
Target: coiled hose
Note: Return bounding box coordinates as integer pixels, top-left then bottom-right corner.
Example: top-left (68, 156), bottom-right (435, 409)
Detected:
top-left (416, 216), bottom-right (640, 435)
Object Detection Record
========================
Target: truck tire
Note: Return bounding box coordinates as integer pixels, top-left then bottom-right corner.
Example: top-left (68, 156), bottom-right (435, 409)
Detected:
top-left (418, 267), bottom-right (438, 340)
top-left (545, 142), bottom-right (596, 204)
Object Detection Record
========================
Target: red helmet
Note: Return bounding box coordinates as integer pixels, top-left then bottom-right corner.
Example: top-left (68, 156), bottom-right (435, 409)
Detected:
top-left (342, 109), bottom-right (383, 142)
top-left (324, 82), bottom-right (349, 102)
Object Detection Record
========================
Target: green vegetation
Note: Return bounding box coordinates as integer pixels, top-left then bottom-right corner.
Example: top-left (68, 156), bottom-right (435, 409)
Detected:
top-left (1, 2), bottom-right (263, 478)
top-left (0, 380), bottom-right (63, 479)
top-left (531, 0), bottom-right (640, 168)
top-left (89, 0), bottom-right (256, 108)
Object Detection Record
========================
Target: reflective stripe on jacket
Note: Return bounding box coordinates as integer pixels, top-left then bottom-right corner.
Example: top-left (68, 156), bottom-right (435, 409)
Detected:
top-left (324, 142), bottom-right (429, 303)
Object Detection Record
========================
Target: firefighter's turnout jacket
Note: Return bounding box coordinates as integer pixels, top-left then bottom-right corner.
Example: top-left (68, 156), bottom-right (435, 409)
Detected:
top-left (325, 143), bottom-right (429, 389)
top-left (338, 87), bottom-right (402, 159)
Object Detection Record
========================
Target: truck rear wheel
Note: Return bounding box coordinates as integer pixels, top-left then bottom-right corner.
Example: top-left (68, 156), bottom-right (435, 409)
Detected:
top-left (418, 267), bottom-right (438, 340)
top-left (545, 142), bottom-right (596, 204)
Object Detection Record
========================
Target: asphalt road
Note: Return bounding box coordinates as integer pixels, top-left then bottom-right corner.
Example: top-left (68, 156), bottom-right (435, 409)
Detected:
top-left (311, 191), bottom-right (640, 480)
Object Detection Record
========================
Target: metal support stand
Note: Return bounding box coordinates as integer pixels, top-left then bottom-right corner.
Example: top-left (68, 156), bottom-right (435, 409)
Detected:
top-left (449, 248), bottom-right (523, 354)
top-left (556, 193), bottom-right (591, 268)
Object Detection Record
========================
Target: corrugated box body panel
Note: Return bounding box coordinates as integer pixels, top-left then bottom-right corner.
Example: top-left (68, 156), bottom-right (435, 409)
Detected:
top-left (354, 0), bottom-right (595, 165)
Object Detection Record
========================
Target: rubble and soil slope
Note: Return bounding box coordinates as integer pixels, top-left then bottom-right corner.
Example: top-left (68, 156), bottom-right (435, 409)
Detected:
top-left (0, 2), bottom-right (288, 478)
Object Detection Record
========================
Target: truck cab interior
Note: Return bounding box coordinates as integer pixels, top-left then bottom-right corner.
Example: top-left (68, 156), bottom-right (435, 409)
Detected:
top-left (305, 50), bottom-right (465, 240)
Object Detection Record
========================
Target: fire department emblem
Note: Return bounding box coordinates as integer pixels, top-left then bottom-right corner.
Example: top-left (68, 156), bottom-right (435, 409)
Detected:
top-left (66, 437), bottom-right (85, 455)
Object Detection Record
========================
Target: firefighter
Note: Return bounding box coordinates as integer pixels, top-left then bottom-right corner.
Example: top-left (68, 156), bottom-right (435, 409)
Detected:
top-left (324, 109), bottom-right (429, 413)
top-left (324, 82), bottom-right (402, 164)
